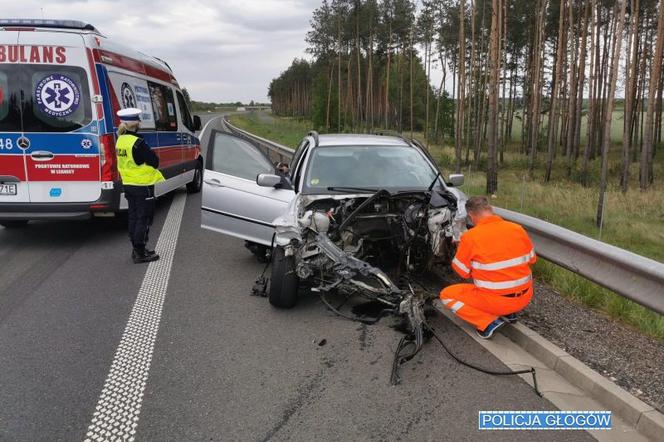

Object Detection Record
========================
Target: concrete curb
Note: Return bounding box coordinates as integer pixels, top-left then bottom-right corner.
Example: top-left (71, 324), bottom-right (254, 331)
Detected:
top-left (500, 321), bottom-right (664, 441)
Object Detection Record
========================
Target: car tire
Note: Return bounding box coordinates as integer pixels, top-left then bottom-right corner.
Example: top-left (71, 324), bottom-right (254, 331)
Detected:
top-left (269, 246), bottom-right (299, 309)
top-left (0, 220), bottom-right (29, 229)
top-left (186, 160), bottom-right (203, 194)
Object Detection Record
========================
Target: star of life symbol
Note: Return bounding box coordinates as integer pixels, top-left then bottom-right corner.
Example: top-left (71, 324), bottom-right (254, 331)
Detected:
top-left (121, 82), bottom-right (136, 108)
top-left (35, 74), bottom-right (81, 117)
top-left (81, 138), bottom-right (93, 149)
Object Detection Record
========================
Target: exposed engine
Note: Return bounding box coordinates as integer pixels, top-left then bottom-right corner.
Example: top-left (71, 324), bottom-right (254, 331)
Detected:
top-left (288, 189), bottom-right (464, 304)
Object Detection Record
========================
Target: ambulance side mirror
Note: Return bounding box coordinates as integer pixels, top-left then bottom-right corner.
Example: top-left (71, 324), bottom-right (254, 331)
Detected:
top-left (193, 115), bottom-right (202, 131)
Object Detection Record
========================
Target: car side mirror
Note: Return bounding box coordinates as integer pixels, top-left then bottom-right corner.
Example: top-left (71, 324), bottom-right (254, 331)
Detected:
top-left (447, 173), bottom-right (464, 187)
top-left (193, 115), bottom-right (202, 131)
top-left (256, 173), bottom-right (283, 188)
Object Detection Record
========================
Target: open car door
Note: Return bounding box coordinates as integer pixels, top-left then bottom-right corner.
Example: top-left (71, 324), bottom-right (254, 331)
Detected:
top-left (201, 130), bottom-right (294, 246)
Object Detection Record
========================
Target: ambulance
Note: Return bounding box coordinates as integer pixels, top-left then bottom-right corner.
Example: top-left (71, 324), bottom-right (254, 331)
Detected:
top-left (0, 19), bottom-right (203, 227)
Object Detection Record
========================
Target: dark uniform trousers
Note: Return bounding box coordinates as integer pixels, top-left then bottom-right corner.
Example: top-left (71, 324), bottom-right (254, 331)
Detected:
top-left (124, 184), bottom-right (156, 253)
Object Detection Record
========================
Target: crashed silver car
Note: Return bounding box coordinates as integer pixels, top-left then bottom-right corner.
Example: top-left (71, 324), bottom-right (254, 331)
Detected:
top-left (201, 131), bottom-right (467, 312)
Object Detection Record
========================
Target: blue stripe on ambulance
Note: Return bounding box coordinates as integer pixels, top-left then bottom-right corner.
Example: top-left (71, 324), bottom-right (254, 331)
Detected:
top-left (96, 64), bottom-right (114, 136)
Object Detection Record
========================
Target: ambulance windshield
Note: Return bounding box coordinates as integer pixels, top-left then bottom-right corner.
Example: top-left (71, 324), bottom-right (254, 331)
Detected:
top-left (0, 64), bottom-right (92, 133)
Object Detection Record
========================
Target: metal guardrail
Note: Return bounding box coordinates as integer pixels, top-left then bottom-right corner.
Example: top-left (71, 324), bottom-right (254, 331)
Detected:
top-left (494, 208), bottom-right (664, 315)
top-left (222, 117), bottom-right (664, 315)
top-left (223, 117), bottom-right (294, 164)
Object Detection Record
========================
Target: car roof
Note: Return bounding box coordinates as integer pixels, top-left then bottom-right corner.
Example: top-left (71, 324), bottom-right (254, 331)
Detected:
top-left (317, 134), bottom-right (412, 147)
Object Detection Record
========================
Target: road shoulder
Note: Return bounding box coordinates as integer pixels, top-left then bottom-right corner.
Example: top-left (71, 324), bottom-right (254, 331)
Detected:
top-left (434, 299), bottom-right (663, 441)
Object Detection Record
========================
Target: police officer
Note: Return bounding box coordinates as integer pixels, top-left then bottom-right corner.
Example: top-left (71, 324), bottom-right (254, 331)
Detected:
top-left (116, 108), bottom-right (165, 264)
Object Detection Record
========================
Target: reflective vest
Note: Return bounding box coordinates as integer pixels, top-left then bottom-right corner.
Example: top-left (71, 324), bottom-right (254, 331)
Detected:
top-left (451, 214), bottom-right (536, 295)
top-left (116, 134), bottom-right (165, 186)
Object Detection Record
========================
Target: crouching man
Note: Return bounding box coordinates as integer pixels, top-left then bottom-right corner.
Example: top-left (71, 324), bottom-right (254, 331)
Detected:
top-left (440, 196), bottom-right (536, 339)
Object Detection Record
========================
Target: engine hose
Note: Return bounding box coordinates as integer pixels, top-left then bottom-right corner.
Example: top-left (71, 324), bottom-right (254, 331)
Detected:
top-left (334, 189), bottom-right (391, 240)
top-left (320, 292), bottom-right (395, 325)
top-left (390, 325), bottom-right (424, 385)
top-left (423, 320), bottom-right (542, 396)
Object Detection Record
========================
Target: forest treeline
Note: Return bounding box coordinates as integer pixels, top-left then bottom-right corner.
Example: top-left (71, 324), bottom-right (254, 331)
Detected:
top-left (268, 0), bottom-right (664, 222)
top-left (269, 0), bottom-right (455, 140)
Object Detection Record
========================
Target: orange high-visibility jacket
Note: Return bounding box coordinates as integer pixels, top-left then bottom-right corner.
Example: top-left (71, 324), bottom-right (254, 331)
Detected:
top-left (451, 214), bottom-right (536, 295)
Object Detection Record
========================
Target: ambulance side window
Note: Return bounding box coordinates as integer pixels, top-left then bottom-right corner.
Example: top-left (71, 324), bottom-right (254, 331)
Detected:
top-left (148, 81), bottom-right (177, 131)
top-left (176, 90), bottom-right (194, 132)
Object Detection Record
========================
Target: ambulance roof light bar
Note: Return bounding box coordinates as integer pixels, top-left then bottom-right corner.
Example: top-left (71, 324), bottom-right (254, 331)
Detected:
top-left (0, 19), bottom-right (100, 33)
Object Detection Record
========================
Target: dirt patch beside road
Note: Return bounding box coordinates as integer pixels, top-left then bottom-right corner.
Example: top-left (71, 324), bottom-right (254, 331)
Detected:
top-left (521, 280), bottom-right (664, 413)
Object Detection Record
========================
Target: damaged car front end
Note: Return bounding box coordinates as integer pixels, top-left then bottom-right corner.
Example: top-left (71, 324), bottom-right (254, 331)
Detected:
top-left (202, 130), bottom-right (543, 387)
top-left (272, 187), bottom-right (466, 308)
top-left (269, 163), bottom-right (467, 382)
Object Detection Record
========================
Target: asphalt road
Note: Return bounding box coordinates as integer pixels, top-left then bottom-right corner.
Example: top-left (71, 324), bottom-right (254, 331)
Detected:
top-left (0, 115), bottom-right (593, 441)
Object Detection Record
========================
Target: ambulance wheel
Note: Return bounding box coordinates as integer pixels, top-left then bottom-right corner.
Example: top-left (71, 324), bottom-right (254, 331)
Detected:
top-left (269, 246), bottom-right (299, 309)
top-left (0, 220), bottom-right (28, 228)
top-left (187, 161), bottom-right (203, 194)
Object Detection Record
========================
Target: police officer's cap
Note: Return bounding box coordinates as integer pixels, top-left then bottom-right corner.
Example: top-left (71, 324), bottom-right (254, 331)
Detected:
top-left (117, 108), bottom-right (142, 121)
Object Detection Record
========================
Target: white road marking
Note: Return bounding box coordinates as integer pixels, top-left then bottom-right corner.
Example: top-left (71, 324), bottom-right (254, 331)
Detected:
top-left (84, 192), bottom-right (187, 442)
top-left (198, 114), bottom-right (222, 137)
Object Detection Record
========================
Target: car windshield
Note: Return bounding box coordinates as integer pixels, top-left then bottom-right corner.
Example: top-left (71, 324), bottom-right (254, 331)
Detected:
top-left (303, 145), bottom-right (440, 193)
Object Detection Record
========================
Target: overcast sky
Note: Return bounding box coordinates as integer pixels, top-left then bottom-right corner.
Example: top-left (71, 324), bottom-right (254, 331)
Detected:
top-left (6, 1), bottom-right (446, 103)
top-left (4, 0), bottom-right (327, 103)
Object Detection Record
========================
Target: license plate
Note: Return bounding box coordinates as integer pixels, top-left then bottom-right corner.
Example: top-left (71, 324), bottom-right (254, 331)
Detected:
top-left (0, 183), bottom-right (17, 196)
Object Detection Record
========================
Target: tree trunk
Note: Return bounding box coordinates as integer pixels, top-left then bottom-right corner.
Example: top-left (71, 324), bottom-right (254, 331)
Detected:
top-left (573, 0), bottom-right (590, 164)
top-left (473, 0), bottom-right (488, 167)
top-left (409, 28), bottom-right (414, 138)
top-left (337, 17), bottom-right (342, 131)
top-left (425, 41), bottom-right (431, 146)
top-left (596, 0), bottom-right (627, 226)
top-left (657, 58), bottom-right (664, 145)
top-left (641, 2), bottom-right (664, 189)
top-left (434, 53), bottom-right (446, 142)
top-left (466, 0), bottom-right (477, 164)
top-left (499, 0), bottom-right (507, 163)
top-left (487, 0), bottom-right (501, 194)
top-left (366, 27), bottom-right (374, 132)
top-left (656, 58), bottom-right (664, 145)
top-left (565, 0), bottom-right (579, 162)
top-left (385, 22), bottom-right (392, 130)
top-left (582, 0), bottom-right (597, 186)
top-left (528, 0), bottom-right (547, 175)
top-left (621, 0), bottom-right (640, 192)
top-left (326, 61), bottom-right (333, 130)
top-left (636, 34), bottom-right (649, 158)
top-left (455, 0), bottom-right (466, 173)
top-left (546, 0), bottom-right (568, 182)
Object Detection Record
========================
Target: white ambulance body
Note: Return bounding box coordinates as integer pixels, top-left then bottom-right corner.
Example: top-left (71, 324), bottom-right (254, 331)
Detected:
top-left (0, 19), bottom-right (202, 227)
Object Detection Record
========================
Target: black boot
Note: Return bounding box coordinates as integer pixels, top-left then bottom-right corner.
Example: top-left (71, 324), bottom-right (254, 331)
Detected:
top-left (132, 249), bottom-right (159, 264)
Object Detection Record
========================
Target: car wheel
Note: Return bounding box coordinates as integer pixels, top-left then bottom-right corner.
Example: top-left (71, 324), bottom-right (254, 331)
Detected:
top-left (186, 160), bottom-right (203, 194)
top-left (269, 246), bottom-right (299, 308)
top-left (0, 220), bottom-right (29, 229)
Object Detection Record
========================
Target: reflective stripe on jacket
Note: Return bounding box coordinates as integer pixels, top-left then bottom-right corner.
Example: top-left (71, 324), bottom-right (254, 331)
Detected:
top-left (116, 134), bottom-right (165, 186)
top-left (451, 214), bottom-right (536, 295)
